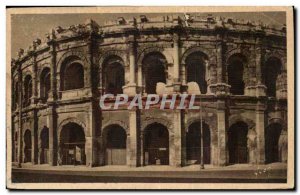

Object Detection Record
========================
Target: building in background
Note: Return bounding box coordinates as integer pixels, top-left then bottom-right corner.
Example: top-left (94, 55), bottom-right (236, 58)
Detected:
top-left (11, 14), bottom-right (287, 167)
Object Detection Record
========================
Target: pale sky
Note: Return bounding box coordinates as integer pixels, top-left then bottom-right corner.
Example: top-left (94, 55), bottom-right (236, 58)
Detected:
top-left (10, 12), bottom-right (286, 58)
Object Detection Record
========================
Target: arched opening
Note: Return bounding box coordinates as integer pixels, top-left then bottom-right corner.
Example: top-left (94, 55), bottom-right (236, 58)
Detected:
top-left (103, 56), bottom-right (125, 95)
top-left (24, 75), bottom-right (32, 107)
top-left (61, 58), bottom-right (84, 91)
top-left (144, 123), bottom-right (169, 165)
top-left (186, 51), bottom-right (208, 94)
top-left (186, 121), bottom-right (211, 164)
top-left (104, 125), bottom-right (127, 165)
top-left (24, 130), bottom-right (32, 163)
top-left (40, 68), bottom-right (51, 102)
top-left (263, 57), bottom-right (282, 97)
top-left (227, 54), bottom-right (246, 95)
top-left (59, 122), bottom-right (85, 165)
top-left (40, 127), bottom-right (49, 164)
top-left (142, 52), bottom-right (166, 94)
top-left (228, 122), bottom-right (249, 164)
top-left (265, 123), bottom-right (282, 163)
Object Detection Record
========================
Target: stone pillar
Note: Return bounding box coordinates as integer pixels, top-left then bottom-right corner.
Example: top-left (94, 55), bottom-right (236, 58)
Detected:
top-left (216, 38), bottom-right (224, 84)
top-left (181, 63), bottom-right (186, 85)
top-left (31, 119), bottom-right (35, 164)
top-left (128, 109), bottom-right (138, 166)
top-left (85, 138), bottom-right (92, 167)
top-left (12, 122), bottom-right (17, 162)
top-left (31, 51), bottom-right (38, 104)
top-left (244, 47), bottom-right (257, 96)
top-left (123, 38), bottom-right (137, 96)
top-left (17, 66), bottom-right (23, 167)
top-left (129, 43), bottom-right (136, 84)
top-left (31, 110), bottom-right (38, 164)
top-left (140, 130), bottom-right (144, 166)
top-left (173, 33), bottom-right (180, 80)
top-left (98, 135), bottom-right (105, 166)
top-left (11, 119), bottom-right (15, 163)
top-left (279, 129), bottom-right (288, 163)
top-left (38, 148), bottom-right (42, 164)
top-left (215, 40), bottom-right (230, 166)
top-left (254, 43), bottom-right (267, 97)
top-left (276, 70), bottom-right (287, 100)
top-left (255, 100), bottom-right (266, 164)
top-left (167, 33), bottom-right (181, 93)
top-left (47, 35), bottom-right (57, 166)
top-left (137, 65), bottom-right (143, 94)
top-left (85, 102), bottom-right (97, 167)
top-left (169, 133), bottom-right (175, 166)
top-left (217, 99), bottom-right (227, 166)
top-left (85, 32), bottom-right (96, 96)
top-left (85, 137), bottom-right (96, 167)
top-left (47, 34), bottom-right (57, 102)
top-left (214, 38), bottom-right (231, 96)
top-left (210, 128), bottom-right (218, 166)
top-left (173, 110), bottom-right (182, 166)
top-left (247, 128), bottom-right (257, 164)
top-left (255, 43), bottom-right (262, 85)
top-left (47, 105), bottom-right (57, 166)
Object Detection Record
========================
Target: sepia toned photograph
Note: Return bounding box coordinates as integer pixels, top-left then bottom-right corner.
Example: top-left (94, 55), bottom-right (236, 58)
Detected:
top-left (6, 6), bottom-right (294, 190)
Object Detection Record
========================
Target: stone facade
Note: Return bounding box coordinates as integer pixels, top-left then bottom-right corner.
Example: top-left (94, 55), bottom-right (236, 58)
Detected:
top-left (11, 15), bottom-right (288, 168)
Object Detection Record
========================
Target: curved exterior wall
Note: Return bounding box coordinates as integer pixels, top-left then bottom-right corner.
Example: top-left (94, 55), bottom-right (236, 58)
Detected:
top-left (11, 15), bottom-right (287, 167)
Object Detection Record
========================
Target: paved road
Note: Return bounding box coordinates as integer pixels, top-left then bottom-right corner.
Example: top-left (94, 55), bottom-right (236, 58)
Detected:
top-left (12, 168), bottom-right (287, 183)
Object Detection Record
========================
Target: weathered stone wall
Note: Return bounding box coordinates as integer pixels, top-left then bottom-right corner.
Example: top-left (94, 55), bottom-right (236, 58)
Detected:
top-left (11, 15), bottom-right (287, 167)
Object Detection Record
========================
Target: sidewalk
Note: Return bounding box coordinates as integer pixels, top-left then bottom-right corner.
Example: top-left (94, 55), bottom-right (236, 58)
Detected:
top-left (12, 162), bottom-right (287, 183)
top-left (12, 162), bottom-right (287, 172)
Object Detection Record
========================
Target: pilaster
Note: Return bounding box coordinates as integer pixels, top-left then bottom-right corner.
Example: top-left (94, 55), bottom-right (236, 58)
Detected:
top-left (85, 102), bottom-right (97, 167)
top-left (276, 70), bottom-right (287, 100)
top-left (123, 36), bottom-right (137, 96)
top-left (85, 31), bottom-right (96, 97)
top-left (31, 109), bottom-right (38, 164)
top-left (166, 32), bottom-right (182, 94)
top-left (210, 36), bottom-right (231, 96)
top-left (256, 99), bottom-right (266, 164)
top-left (47, 105), bottom-right (57, 166)
top-left (46, 31), bottom-right (58, 166)
top-left (47, 33), bottom-right (57, 102)
top-left (254, 37), bottom-right (267, 97)
top-left (31, 44), bottom-right (38, 104)
top-left (216, 99), bottom-right (228, 166)
top-left (17, 65), bottom-right (23, 167)
top-left (173, 110), bottom-right (183, 166)
top-left (128, 108), bottom-right (138, 166)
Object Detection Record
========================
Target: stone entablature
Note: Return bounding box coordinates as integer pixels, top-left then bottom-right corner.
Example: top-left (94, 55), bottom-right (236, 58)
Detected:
top-left (12, 15), bottom-right (285, 65)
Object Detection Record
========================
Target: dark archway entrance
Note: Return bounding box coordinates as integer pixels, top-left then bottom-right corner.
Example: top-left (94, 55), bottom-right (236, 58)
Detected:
top-left (24, 130), bottom-right (31, 163)
top-left (60, 122), bottom-right (86, 165)
top-left (103, 56), bottom-right (125, 95)
top-left (227, 54), bottom-right (246, 95)
top-left (142, 52), bottom-right (167, 94)
top-left (61, 61), bottom-right (84, 91)
top-left (144, 123), bottom-right (169, 165)
top-left (186, 121), bottom-right (211, 164)
top-left (265, 123), bottom-right (282, 163)
top-left (228, 122), bottom-right (249, 164)
top-left (186, 51), bottom-right (208, 94)
top-left (262, 57), bottom-right (282, 97)
top-left (40, 67), bottom-right (51, 102)
top-left (104, 125), bottom-right (127, 165)
top-left (40, 127), bottom-right (49, 164)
